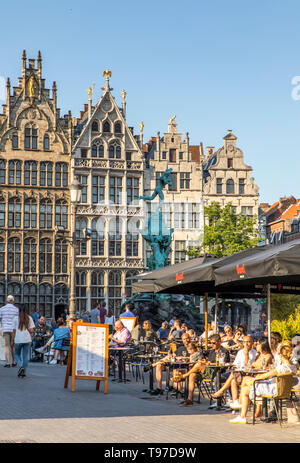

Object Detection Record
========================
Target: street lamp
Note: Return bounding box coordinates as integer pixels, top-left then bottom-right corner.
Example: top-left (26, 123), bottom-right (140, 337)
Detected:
top-left (69, 178), bottom-right (82, 318)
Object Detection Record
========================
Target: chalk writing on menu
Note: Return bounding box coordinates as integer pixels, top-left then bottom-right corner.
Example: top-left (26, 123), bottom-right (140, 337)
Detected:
top-left (75, 325), bottom-right (106, 377)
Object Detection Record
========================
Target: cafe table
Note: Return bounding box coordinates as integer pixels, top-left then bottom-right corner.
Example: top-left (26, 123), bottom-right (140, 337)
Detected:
top-left (109, 345), bottom-right (134, 383)
top-left (164, 358), bottom-right (193, 400)
top-left (205, 363), bottom-right (231, 410)
top-left (136, 353), bottom-right (161, 392)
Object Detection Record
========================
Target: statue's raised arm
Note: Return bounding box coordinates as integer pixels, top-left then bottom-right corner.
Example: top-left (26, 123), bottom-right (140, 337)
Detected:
top-left (138, 168), bottom-right (173, 202)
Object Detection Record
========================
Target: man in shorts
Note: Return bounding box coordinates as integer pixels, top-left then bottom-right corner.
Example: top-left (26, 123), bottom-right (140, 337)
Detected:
top-left (0, 295), bottom-right (19, 367)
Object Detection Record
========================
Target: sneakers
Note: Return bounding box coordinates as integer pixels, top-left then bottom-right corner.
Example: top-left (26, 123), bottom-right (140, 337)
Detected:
top-left (229, 400), bottom-right (242, 410)
top-left (49, 359), bottom-right (57, 365)
top-left (17, 367), bottom-right (24, 377)
top-left (229, 415), bottom-right (247, 424)
top-left (35, 347), bottom-right (44, 354)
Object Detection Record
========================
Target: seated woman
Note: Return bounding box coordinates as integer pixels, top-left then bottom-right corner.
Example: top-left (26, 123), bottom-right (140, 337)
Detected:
top-left (49, 318), bottom-right (71, 365)
top-left (230, 340), bottom-right (297, 423)
top-left (142, 320), bottom-right (158, 342)
top-left (222, 328), bottom-right (243, 350)
top-left (221, 325), bottom-right (233, 343)
top-left (251, 338), bottom-right (273, 371)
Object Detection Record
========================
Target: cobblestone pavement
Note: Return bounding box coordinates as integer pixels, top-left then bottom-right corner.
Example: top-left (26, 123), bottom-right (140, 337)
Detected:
top-left (0, 360), bottom-right (299, 443)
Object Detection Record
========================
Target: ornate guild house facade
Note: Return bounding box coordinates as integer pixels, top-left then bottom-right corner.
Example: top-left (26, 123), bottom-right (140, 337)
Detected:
top-left (0, 51), bottom-right (72, 318)
top-left (72, 72), bottom-right (144, 314)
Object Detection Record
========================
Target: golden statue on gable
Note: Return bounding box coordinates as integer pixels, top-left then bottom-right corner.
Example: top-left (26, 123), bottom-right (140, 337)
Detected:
top-left (87, 83), bottom-right (95, 97)
top-left (169, 115), bottom-right (176, 125)
top-left (103, 70), bottom-right (112, 79)
top-left (139, 121), bottom-right (144, 133)
top-left (27, 75), bottom-right (36, 99)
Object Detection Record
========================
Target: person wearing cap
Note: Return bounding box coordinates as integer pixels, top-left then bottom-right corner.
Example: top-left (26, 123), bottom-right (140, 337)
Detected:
top-left (0, 295), bottom-right (19, 367)
top-left (119, 303), bottom-right (135, 318)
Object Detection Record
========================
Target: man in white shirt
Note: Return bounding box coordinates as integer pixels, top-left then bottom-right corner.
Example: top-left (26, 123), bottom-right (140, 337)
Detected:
top-left (0, 295), bottom-right (19, 367)
top-left (211, 335), bottom-right (257, 409)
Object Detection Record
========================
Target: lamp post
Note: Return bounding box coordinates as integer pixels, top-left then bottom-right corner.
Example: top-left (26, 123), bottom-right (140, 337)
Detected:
top-left (69, 178), bottom-right (82, 318)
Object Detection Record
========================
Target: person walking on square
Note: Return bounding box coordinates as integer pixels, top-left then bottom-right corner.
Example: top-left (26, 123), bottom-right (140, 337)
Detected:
top-left (0, 295), bottom-right (19, 367)
top-left (12, 304), bottom-right (35, 378)
top-left (32, 307), bottom-right (39, 325)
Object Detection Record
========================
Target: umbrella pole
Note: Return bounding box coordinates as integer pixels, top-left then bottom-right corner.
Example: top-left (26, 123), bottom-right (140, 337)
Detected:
top-left (267, 284), bottom-right (271, 346)
top-left (205, 292), bottom-right (208, 350)
top-left (215, 293), bottom-right (218, 333)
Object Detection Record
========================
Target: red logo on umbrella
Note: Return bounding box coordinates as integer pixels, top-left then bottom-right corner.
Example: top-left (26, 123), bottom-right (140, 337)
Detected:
top-left (236, 264), bottom-right (246, 275)
top-left (88, 371), bottom-right (93, 376)
top-left (176, 272), bottom-right (183, 281)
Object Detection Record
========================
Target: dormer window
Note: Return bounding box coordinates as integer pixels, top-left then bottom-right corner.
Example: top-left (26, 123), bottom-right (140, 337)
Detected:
top-left (103, 120), bottom-right (111, 133)
top-left (92, 121), bottom-right (99, 132)
top-left (24, 126), bottom-right (38, 150)
top-left (227, 158), bottom-right (233, 168)
top-left (114, 122), bottom-right (122, 134)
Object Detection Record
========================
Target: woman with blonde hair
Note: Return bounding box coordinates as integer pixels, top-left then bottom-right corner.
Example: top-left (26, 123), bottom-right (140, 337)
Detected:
top-left (230, 340), bottom-right (297, 423)
top-left (142, 320), bottom-right (158, 341)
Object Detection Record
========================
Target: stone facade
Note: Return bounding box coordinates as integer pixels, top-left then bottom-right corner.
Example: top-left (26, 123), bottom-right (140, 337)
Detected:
top-left (0, 51), bottom-right (72, 318)
top-left (203, 130), bottom-right (259, 217)
top-left (72, 75), bottom-right (144, 315)
top-left (143, 119), bottom-right (205, 265)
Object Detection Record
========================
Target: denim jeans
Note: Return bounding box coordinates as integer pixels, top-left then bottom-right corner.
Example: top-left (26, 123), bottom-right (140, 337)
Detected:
top-left (14, 343), bottom-right (31, 373)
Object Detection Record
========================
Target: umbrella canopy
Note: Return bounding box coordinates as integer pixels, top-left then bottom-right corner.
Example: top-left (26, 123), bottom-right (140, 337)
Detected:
top-left (153, 244), bottom-right (270, 296)
top-left (214, 238), bottom-right (300, 294)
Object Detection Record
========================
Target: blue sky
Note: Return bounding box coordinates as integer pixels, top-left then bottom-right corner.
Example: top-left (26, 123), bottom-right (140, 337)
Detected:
top-left (1, 0), bottom-right (300, 204)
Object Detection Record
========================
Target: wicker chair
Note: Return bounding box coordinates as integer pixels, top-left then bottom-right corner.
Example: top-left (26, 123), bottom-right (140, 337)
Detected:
top-left (252, 373), bottom-right (299, 426)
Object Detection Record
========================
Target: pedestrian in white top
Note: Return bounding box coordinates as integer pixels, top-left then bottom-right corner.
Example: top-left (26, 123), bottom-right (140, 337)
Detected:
top-left (12, 304), bottom-right (35, 378)
top-left (0, 295), bottom-right (19, 367)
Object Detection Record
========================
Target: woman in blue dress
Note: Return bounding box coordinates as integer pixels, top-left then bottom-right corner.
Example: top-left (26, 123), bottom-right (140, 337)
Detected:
top-left (49, 317), bottom-right (70, 365)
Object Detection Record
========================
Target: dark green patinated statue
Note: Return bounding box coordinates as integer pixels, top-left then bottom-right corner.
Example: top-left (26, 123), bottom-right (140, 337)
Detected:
top-left (139, 168), bottom-right (174, 270)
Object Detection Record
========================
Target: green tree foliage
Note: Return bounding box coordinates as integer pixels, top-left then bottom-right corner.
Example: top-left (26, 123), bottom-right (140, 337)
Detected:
top-left (271, 308), bottom-right (300, 339)
top-left (271, 294), bottom-right (300, 321)
top-left (187, 202), bottom-right (259, 258)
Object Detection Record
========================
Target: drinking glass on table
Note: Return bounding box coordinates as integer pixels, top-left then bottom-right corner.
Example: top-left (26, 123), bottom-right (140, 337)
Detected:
top-left (170, 343), bottom-right (177, 354)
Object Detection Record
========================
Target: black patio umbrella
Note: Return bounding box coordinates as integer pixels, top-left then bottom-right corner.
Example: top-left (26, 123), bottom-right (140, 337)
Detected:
top-left (214, 238), bottom-right (300, 343)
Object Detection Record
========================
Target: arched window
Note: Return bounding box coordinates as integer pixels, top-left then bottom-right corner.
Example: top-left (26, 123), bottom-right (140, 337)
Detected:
top-left (40, 199), bottom-right (53, 229)
top-left (55, 163), bottom-right (68, 187)
top-left (125, 270), bottom-right (138, 299)
top-left (55, 200), bottom-right (68, 228)
top-left (114, 122), bottom-right (122, 134)
top-left (40, 161), bottom-right (53, 186)
top-left (43, 134), bottom-right (50, 150)
top-left (8, 160), bottom-right (21, 185)
top-left (24, 161), bottom-right (37, 185)
top-left (23, 238), bottom-right (37, 273)
top-left (24, 126), bottom-right (38, 149)
top-left (92, 121), bottom-right (99, 131)
top-left (12, 133), bottom-right (18, 149)
top-left (55, 239), bottom-right (68, 273)
top-left (0, 238), bottom-right (5, 272)
top-left (39, 238), bottom-right (52, 273)
top-left (226, 178), bottom-right (234, 194)
top-left (24, 198), bottom-right (37, 228)
top-left (8, 198), bottom-right (21, 228)
top-left (0, 283), bottom-right (5, 306)
top-left (98, 144), bottom-right (104, 158)
top-left (7, 237), bottom-right (21, 273)
top-left (109, 218), bottom-right (122, 256)
top-left (108, 270), bottom-right (122, 316)
top-left (126, 219), bottom-right (139, 257)
top-left (23, 283), bottom-right (37, 313)
top-left (0, 160), bottom-right (6, 184)
top-left (75, 217), bottom-right (87, 255)
top-left (0, 199), bottom-right (5, 228)
top-left (7, 282), bottom-right (21, 304)
top-left (91, 271), bottom-right (105, 308)
top-left (39, 284), bottom-right (53, 317)
top-left (91, 218), bottom-right (105, 256)
top-left (103, 120), bottom-right (111, 133)
top-left (55, 283), bottom-right (68, 305)
top-left (92, 144), bottom-right (97, 157)
top-left (108, 142), bottom-right (121, 159)
top-left (76, 271), bottom-right (87, 312)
